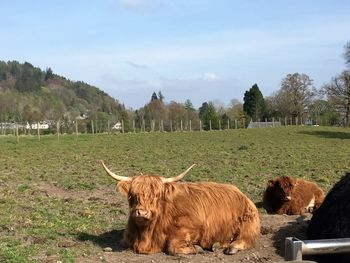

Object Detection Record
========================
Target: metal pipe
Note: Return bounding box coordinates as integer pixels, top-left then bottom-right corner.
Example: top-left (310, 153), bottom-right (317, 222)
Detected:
top-left (303, 238), bottom-right (350, 255)
top-left (285, 237), bottom-right (350, 261)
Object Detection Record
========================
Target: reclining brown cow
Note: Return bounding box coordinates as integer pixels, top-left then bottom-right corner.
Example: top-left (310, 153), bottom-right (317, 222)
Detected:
top-left (101, 161), bottom-right (260, 255)
top-left (262, 176), bottom-right (324, 215)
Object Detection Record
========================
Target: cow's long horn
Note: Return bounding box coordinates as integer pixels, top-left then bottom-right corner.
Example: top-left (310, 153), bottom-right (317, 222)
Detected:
top-left (101, 161), bottom-right (131, 181)
top-left (162, 164), bottom-right (196, 183)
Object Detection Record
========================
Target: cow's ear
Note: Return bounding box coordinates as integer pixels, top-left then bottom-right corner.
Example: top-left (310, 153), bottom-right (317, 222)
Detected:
top-left (117, 181), bottom-right (131, 197)
top-left (267, 180), bottom-right (274, 187)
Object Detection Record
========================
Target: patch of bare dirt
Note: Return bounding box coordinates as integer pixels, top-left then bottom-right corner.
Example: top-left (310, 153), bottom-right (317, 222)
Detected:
top-left (76, 214), bottom-right (311, 263)
top-left (32, 182), bottom-right (312, 262)
top-left (32, 181), bottom-right (123, 205)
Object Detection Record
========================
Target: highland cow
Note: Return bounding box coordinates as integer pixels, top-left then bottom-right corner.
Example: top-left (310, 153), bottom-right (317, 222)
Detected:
top-left (262, 176), bottom-right (324, 215)
top-left (101, 161), bottom-right (260, 255)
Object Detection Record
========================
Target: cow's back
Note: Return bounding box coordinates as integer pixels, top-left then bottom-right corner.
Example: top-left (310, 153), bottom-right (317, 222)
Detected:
top-left (173, 182), bottom-right (260, 248)
top-left (307, 173), bottom-right (350, 263)
top-left (308, 173), bottom-right (350, 239)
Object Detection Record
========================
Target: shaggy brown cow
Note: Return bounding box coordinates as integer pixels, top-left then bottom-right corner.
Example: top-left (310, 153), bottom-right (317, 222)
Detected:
top-left (101, 161), bottom-right (260, 255)
top-left (262, 176), bottom-right (324, 215)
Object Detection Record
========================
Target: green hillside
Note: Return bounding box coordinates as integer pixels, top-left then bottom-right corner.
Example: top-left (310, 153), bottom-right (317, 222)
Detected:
top-left (0, 60), bottom-right (127, 129)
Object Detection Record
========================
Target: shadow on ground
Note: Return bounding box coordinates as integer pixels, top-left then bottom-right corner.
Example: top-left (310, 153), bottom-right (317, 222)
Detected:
top-left (77, 229), bottom-right (125, 252)
top-left (272, 215), bottom-right (309, 258)
top-left (299, 130), bottom-right (350, 139)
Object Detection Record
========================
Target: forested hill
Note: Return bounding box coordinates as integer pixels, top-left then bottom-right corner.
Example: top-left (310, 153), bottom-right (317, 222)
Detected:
top-left (0, 60), bottom-right (127, 123)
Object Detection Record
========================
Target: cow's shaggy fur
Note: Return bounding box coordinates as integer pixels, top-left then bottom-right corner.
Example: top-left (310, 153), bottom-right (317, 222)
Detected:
top-left (308, 172), bottom-right (350, 238)
top-left (307, 173), bottom-right (350, 263)
top-left (115, 174), bottom-right (260, 255)
top-left (262, 176), bottom-right (324, 215)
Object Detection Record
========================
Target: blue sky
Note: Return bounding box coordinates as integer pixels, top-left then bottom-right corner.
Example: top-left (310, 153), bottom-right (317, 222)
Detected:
top-left (1, 0), bottom-right (350, 109)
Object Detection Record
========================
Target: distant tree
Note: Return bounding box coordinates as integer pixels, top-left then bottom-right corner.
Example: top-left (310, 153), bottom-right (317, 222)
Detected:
top-left (322, 70), bottom-right (350, 126)
top-left (199, 102), bottom-right (218, 130)
top-left (158, 91), bottom-right (164, 102)
top-left (226, 100), bottom-right (248, 125)
top-left (264, 96), bottom-right (281, 119)
top-left (45, 67), bottom-right (54, 81)
top-left (184, 99), bottom-right (195, 111)
top-left (308, 99), bottom-right (340, 126)
top-left (198, 102), bottom-right (209, 119)
top-left (183, 99), bottom-right (199, 130)
top-left (9, 61), bottom-right (21, 78)
top-left (143, 97), bottom-right (166, 130)
top-left (167, 101), bottom-right (187, 130)
top-left (278, 73), bottom-right (315, 118)
top-left (151, 92), bottom-right (158, 101)
top-left (14, 62), bottom-right (42, 92)
top-left (243, 83), bottom-right (265, 121)
top-left (344, 41), bottom-right (350, 68)
top-left (22, 104), bottom-right (43, 126)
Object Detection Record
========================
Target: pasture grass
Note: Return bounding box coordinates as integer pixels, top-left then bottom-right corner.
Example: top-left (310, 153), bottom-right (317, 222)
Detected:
top-left (1, 126), bottom-right (350, 262)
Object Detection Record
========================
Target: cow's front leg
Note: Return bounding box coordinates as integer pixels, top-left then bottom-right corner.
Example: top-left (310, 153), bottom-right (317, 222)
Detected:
top-left (166, 227), bottom-right (202, 255)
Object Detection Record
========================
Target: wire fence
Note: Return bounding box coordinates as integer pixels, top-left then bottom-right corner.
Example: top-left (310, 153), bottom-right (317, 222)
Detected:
top-left (0, 116), bottom-right (331, 143)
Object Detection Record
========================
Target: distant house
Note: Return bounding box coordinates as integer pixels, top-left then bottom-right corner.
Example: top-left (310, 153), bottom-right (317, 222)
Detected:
top-left (0, 122), bottom-right (18, 129)
top-left (112, 122), bottom-right (122, 130)
top-left (25, 122), bottom-right (49, 130)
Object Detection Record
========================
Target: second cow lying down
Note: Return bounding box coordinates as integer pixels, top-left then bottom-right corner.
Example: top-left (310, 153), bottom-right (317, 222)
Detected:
top-left (101, 161), bottom-right (260, 255)
top-left (262, 176), bottom-right (324, 215)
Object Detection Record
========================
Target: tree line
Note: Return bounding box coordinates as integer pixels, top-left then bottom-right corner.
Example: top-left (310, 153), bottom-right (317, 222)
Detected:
top-left (0, 42), bottom-right (349, 134)
top-left (127, 42), bottom-right (350, 131)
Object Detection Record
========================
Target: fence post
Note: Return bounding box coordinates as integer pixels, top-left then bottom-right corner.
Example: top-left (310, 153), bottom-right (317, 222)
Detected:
top-left (75, 120), bottom-right (79, 138)
top-left (122, 120), bottom-right (125, 133)
top-left (37, 122), bottom-right (40, 141)
top-left (181, 120), bottom-right (183, 131)
top-left (272, 117), bottom-right (275, 127)
top-left (235, 120), bottom-right (237, 129)
top-left (91, 120), bottom-right (94, 134)
top-left (133, 119), bottom-right (136, 133)
top-left (199, 120), bottom-right (202, 131)
top-left (243, 119), bottom-right (245, 128)
top-left (189, 120), bottom-right (192, 131)
top-left (209, 120), bottom-right (212, 131)
top-left (219, 120), bottom-right (221, 130)
top-left (227, 119), bottom-right (230, 130)
top-left (16, 123), bottom-right (19, 143)
top-left (57, 120), bottom-right (60, 141)
top-left (170, 120), bottom-right (173, 132)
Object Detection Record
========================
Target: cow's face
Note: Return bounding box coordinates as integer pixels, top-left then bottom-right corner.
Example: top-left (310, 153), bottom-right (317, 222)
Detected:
top-left (118, 176), bottom-right (167, 225)
top-left (268, 176), bottom-right (296, 201)
top-left (101, 161), bottom-right (195, 226)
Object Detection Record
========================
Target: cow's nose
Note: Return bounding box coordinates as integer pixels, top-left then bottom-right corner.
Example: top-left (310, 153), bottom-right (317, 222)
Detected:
top-left (136, 209), bottom-right (148, 217)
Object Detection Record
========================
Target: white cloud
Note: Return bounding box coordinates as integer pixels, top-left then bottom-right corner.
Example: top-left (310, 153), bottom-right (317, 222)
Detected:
top-left (117, 0), bottom-right (144, 8)
top-left (116, 0), bottom-right (162, 10)
top-left (126, 61), bottom-right (148, 69)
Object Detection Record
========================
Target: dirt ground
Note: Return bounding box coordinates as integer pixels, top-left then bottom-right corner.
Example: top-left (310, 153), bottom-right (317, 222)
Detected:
top-left (35, 183), bottom-right (312, 263)
top-left (84, 214), bottom-right (311, 263)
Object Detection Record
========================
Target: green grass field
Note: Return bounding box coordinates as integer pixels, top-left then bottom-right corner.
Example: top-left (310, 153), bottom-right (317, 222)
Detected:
top-left (1, 126), bottom-right (350, 262)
